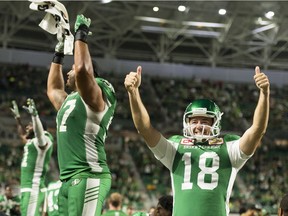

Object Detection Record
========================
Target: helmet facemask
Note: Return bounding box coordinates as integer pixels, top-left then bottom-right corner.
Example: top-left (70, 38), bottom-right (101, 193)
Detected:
top-left (183, 100), bottom-right (223, 142)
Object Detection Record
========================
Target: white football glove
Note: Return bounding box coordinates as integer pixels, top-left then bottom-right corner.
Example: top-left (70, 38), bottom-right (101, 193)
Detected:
top-left (10, 100), bottom-right (20, 119)
top-left (23, 98), bottom-right (38, 116)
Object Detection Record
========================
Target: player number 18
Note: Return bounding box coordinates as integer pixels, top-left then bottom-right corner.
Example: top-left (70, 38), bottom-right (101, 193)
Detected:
top-left (181, 152), bottom-right (219, 190)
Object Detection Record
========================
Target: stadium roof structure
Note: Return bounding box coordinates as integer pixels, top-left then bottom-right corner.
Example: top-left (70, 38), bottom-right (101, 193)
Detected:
top-left (2, 1), bottom-right (288, 70)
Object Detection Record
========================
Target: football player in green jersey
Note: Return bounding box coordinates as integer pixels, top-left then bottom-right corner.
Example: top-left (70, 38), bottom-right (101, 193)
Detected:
top-left (11, 99), bottom-right (54, 216)
top-left (47, 14), bottom-right (116, 216)
top-left (101, 192), bottom-right (127, 216)
top-left (125, 66), bottom-right (269, 216)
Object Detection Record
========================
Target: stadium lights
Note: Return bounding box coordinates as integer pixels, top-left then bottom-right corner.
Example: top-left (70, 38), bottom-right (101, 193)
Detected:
top-left (101, 0), bottom-right (112, 3)
top-left (218, 9), bottom-right (226, 15)
top-left (265, 11), bottom-right (275, 19)
top-left (178, 5), bottom-right (186, 12)
top-left (153, 7), bottom-right (159, 12)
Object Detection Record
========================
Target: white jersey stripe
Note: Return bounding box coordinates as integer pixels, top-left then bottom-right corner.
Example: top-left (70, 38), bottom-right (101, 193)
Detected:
top-left (83, 100), bottom-right (109, 172)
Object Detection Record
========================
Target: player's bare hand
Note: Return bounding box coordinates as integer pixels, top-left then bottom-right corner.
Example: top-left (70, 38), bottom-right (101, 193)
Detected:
top-left (254, 66), bottom-right (270, 94)
top-left (124, 66), bottom-right (142, 93)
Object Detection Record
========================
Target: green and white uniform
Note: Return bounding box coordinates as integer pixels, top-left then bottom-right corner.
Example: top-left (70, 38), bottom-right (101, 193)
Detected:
top-left (150, 134), bottom-right (251, 216)
top-left (20, 131), bottom-right (54, 216)
top-left (44, 180), bottom-right (62, 216)
top-left (56, 78), bottom-right (116, 216)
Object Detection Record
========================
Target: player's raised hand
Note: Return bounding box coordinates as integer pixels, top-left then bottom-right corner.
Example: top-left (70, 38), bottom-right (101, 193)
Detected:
top-left (254, 66), bottom-right (270, 94)
top-left (124, 66), bottom-right (142, 93)
top-left (74, 14), bottom-right (91, 33)
top-left (23, 98), bottom-right (38, 116)
top-left (10, 100), bottom-right (20, 119)
top-left (74, 14), bottom-right (92, 42)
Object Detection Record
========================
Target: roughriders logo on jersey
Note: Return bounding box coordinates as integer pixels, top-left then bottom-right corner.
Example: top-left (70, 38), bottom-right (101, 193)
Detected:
top-left (208, 138), bottom-right (224, 145)
top-left (180, 138), bottom-right (195, 145)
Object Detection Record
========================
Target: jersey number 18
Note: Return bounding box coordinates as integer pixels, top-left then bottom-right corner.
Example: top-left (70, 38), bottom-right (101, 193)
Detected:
top-left (181, 152), bottom-right (219, 190)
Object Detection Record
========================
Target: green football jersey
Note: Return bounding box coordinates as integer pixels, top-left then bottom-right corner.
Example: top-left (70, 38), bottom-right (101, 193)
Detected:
top-left (150, 134), bottom-right (251, 216)
top-left (20, 131), bottom-right (54, 189)
top-left (56, 78), bottom-right (117, 181)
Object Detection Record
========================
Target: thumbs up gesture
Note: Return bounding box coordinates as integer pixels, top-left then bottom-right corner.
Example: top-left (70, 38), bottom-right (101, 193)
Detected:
top-left (254, 66), bottom-right (270, 94)
top-left (124, 66), bottom-right (142, 93)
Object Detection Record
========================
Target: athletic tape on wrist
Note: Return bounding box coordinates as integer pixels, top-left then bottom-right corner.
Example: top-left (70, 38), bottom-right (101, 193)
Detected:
top-left (74, 24), bottom-right (89, 43)
top-left (52, 52), bottom-right (64, 64)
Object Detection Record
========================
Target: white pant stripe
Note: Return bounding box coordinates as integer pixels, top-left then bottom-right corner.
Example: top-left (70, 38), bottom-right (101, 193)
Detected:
top-left (82, 178), bottom-right (100, 216)
top-left (26, 190), bottom-right (39, 216)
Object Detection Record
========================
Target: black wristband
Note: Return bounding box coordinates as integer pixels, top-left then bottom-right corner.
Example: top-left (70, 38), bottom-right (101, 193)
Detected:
top-left (74, 24), bottom-right (89, 43)
top-left (52, 52), bottom-right (64, 65)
